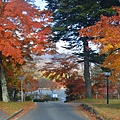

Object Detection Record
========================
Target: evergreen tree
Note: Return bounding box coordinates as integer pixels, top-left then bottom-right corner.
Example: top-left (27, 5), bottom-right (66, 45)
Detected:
top-left (45, 0), bottom-right (120, 98)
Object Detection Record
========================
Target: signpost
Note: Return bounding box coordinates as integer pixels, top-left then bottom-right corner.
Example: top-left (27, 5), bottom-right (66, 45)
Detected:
top-left (20, 75), bottom-right (24, 102)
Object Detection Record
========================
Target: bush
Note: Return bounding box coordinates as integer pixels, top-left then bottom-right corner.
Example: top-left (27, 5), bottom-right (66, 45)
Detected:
top-left (50, 98), bottom-right (58, 101)
top-left (25, 96), bottom-right (32, 101)
top-left (33, 99), bottom-right (48, 102)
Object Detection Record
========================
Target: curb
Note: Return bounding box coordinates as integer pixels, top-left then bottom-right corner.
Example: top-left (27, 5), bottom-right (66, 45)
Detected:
top-left (16, 102), bottom-right (37, 119)
top-left (10, 102), bottom-right (37, 120)
top-left (5, 109), bottom-right (23, 120)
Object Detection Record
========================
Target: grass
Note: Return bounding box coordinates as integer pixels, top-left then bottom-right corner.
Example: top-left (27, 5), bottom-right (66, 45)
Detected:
top-left (0, 101), bottom-right (35, 117)
top-left (75, 98), bottom-right (120, 120)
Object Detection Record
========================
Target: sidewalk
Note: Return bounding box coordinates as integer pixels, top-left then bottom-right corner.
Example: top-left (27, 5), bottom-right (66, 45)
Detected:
top-left (0, 110), bottom-right (7, 120)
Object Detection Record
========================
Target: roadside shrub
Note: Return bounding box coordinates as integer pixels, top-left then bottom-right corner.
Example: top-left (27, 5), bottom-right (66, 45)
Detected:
top-left (25, 96), bottom-right (32, 101)
top-left (33, 99), bottom-right (48, 102)
top-left (50, 98), bottom-right (58, 101)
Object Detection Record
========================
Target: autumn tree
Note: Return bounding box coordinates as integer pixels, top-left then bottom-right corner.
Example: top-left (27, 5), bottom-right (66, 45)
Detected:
top-left (89, 63), bottom-right (120, 99)
top-left (45, 0), bottom-right (120, 98)
top-left (5, 62), bottom-right (38, 100)
top-left (37, 78), bottom-right (58, 94)
top-left (114, 82), bottom-right (120, 99)
top-left (38, 78), bottom-right (51, 94)
top-left (5, 65), bottom-right (22, 101)
top-left (21, 63), bottom-right (39, 92)
top-left (91, 73), bottom-right (106, 98)
top-left (42, 54), bottom-right (79, 84)
top-left (91, 73), bottom-right (118, 99)
top-left (65, 71), bottom-right (85, 101)
top-left (49, 81), bottom-right (59, 93)
top-left (79, 7), bottom-right (120, 81)
top-left (41, 54), bottom-right (85, 101)
top-left (0, 0), bottom-right (52, 102)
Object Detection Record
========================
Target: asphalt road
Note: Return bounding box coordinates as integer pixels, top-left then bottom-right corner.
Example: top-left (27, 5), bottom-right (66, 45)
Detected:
top-left (18, 101), bottom-right (88, 120)
top-left (0, 110), bottom-right (6, 120)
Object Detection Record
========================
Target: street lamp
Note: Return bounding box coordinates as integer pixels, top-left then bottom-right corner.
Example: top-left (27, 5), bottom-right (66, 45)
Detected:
top-left (103, 71), bottom-right (111, 104)
top-left (20, 75), bottom-right (24, 102)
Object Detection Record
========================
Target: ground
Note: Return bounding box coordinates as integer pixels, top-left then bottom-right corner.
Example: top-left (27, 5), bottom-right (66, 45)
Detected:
top-left (70, 103), bottom-right (97, 120)
top-left (9, 102), bottom-right (97, 120)
top-left (10, 102), bottom-right (37, 120)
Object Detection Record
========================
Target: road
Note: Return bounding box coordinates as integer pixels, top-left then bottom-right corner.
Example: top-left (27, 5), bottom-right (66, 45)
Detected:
top-left (0, 110), bottom-right (6, 120)
top-left (18, 101), bottom-right (88, 120)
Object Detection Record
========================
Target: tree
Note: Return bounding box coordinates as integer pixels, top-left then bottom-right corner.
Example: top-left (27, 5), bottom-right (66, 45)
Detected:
top-left (0, 0), bottom-right (52, 102)
top-left (45, 0), bottom-right (119, 98)
top-left (65, 71), bottom-right (85, 101)
top-left (37, 78), bottom-right (58, 94)
top-left (79, 7), bottom-right (120, 81)
top-left (42, 54), bottom-right (79, 84)
top-left (41, 54), bottom-right (85, 100)
top-left (42, 55), bottom-right (85, 101)
top-left (5, 62), bottom-right (38, 100)
top-left (38, 78), bottom-right (51, 94)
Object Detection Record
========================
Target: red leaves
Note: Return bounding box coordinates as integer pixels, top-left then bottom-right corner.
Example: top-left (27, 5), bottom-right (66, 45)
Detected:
top-left (0, 0), bottom-right (52, 66)
top-left (67, 76), bottom-right (85, 96)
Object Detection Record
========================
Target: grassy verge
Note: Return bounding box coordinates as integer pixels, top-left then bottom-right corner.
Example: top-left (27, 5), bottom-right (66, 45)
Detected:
top-left (0, 101), bottom-right (35, 117)
top-left (75, 98), bottom-right (120, 120)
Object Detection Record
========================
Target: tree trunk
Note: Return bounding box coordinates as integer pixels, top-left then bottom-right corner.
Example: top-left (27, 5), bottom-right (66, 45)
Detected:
top-left (0, 67), bottom-right (10, 102)
top-left (0, 51), bottom-right (10, 102)
top-left (0, 80), bottom-right (2, 100)
top-left (83, 38), bottom-right (92, 98)
top-left (118, 93), bottom-right (120, 100)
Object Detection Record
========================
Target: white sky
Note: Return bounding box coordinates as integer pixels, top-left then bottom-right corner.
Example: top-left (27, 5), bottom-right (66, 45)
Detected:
top-left (35, 0), bottom-right (47, 10)
top-left (56, 40), bottom-right (72, 54)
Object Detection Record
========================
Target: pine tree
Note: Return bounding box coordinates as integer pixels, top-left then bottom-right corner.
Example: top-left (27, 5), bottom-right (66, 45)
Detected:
top-left (45, 0), bottom-right (120, 98)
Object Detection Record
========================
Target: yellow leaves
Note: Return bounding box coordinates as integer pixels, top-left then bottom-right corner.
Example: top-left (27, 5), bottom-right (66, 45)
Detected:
top-left (115, 43), bottom-right (120, 48)
top-left (78, 8), bottom-right (120, 81)
top-left (100, 43), bottom-right (114, 54)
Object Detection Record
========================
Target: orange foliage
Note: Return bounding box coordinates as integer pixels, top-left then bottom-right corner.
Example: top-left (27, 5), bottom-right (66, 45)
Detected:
top-left (0, 0), bottom-right (52, 65)
top-left (66, 75), bottom-right (85, 96)
top-left (23, 79), bottom-right (39, 92)
top-left (42, 54), bottom-right (79, 84)
top-left (78, 7), bottom-right (120, 81)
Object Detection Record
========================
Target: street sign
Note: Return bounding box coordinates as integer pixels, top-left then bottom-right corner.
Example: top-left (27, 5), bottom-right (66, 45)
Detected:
top-left (20, 75), bottom-right (24, 81)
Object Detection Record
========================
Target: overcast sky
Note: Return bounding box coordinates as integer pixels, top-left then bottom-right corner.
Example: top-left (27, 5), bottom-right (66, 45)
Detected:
top-left (35, 0), bottom-right (47, 10)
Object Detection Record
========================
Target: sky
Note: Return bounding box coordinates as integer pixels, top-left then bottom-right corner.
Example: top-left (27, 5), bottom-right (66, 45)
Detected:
top-left (35, 0), bottom-right (47, 10)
